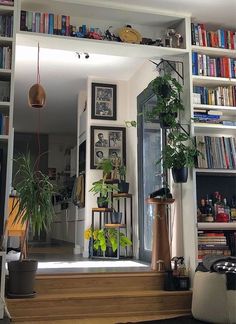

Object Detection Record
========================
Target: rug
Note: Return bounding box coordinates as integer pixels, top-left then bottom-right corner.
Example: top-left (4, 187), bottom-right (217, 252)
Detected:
top-left (116, 315), bottom-right (208, 324)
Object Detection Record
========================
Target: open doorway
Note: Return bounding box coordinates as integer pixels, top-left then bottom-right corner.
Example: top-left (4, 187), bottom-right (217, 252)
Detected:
top-left (11, 41), bottom-right (147, 269)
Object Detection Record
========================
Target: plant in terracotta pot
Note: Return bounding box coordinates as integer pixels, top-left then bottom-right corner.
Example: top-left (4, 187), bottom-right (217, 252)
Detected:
top-left (158, 126), bottom-right (203, 183)
top-left (7, 152), bottom-right (55, 297)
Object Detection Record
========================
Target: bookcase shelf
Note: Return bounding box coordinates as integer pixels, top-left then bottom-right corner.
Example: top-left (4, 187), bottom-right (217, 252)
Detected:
top-left (196, 168), bottom-right (236, 175)
top-left (194, 122), bottom-right (236, 135)
top-left (0, 5), bottom-right (14, 13)
top-left (193, 75), bottom-right (236, 86)
top-left (193, 104), bottom-right (236, 113)
top-left (198, 222), bottom-right (236, 230)
top-left (0, 135), bottom-right (9, 141)
top-left (192, 45), bottom-right (236, 58)
top-left (0, 36), bottom-right (13, 45)
top-left (0, 69), bottom-right (11, 76)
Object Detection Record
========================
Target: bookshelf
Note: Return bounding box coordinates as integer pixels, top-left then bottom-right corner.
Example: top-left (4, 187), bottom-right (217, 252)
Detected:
top-left (190, 21), bottom-right (236, 268)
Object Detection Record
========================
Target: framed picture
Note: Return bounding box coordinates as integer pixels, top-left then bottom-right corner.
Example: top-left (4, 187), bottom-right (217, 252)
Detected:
top-left (91, 83), bottom-right (117, 120)
top-left (90, 126), bottom-right (126, 169)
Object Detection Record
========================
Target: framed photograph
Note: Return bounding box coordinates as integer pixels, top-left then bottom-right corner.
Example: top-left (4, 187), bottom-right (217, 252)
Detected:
top-left (90, 126), bottom-right (126, 169)
top-left (91, 83), bottom-right (117, 120)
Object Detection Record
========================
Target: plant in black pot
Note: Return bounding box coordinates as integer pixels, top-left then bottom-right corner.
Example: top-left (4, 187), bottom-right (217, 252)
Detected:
top-left (118, 164), bottom-right (129, 194)
top-left (85, 227), bottom-right (132, 258)
top-left (7, 153), bottom-right (55, 298)
top-left (158, 126), bottom-right (203, 183)
top-left (148, 74), bottom-right (184, 128)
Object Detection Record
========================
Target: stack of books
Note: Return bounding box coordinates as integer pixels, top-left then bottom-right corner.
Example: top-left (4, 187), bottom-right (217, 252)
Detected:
top-left (198, 231), bottom-right (231, 260)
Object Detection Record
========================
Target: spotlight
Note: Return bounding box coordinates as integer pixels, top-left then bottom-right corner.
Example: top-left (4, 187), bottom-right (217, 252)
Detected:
top-left (84, 53), bottom-right (89, 59)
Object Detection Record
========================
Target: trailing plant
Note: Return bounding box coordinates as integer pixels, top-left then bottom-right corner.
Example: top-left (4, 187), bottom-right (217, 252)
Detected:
top-left (84, 227), bottom-right (132, 253)
top-left (12, 152), bottom-right (55, 260)
top-left (157, 126), bottom-right (203, 170)
top-left (125, 73), bottom-right (184, 128)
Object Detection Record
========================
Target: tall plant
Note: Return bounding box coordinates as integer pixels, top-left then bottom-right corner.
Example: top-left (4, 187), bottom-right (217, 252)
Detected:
top-left (12, 153), bottom-right (55, 260)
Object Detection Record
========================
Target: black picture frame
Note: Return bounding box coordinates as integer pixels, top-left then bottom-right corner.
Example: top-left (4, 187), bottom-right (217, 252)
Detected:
top-left (90, 126), bottom-right (126, 169)
top-left (91, 83), bottom-right (117, 120)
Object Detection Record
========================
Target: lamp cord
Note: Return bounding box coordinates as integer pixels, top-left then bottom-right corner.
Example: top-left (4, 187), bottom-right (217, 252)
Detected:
top-left (37, 42), bottom-right (40, 84)
top-left (36, 43), bottom-right (41, 172)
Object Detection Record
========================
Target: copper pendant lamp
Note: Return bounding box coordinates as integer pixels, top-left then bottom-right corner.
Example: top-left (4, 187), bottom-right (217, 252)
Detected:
top-left (28, 43), bottom-right (46, 108)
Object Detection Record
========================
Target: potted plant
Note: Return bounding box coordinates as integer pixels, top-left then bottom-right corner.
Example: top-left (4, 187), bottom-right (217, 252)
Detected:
top-left (84, 227), bottom-right (132, 258)
top-left (118, 164), bottom-right (129, 193)
top-left (7, 153), bottom-right (55, 297)
top-left (149, 74), bottom-right (184, 128)
top-left (158, 127), bottom-right (203, 183)
top-left (90, 158), bottom-right (119, 208)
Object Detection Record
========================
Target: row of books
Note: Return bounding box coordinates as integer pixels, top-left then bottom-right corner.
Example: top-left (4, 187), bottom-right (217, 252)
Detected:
top-left (0, 113), bottom-right (9, 135)
top-left (195, 135), bottom-right (236, 169)
top-left (191, 23), bottom-right (236, 49)
top-left (20, 11), bottom-right (71, 36)
top-left (193, 85), bottom-right (236, 107)
top-left (0, 0), bottom-right (14, 6)
top-left (0, 46), bottom-right (11, 69)
top-left (194, 110), bottom-right (222, 124)
top-left (198, 231), bottom-right (236, 259)
top-left (0, 80), bottom-right (10, 102)
top-left (0, 14), bottom-right (13, 38)
top-left (192, 52), bottom-right (236, 78)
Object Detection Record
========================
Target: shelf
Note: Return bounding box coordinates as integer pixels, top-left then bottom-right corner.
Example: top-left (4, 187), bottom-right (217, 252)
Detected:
top-left (0, 68), bottom-right (11, 77)
top-left (193, 104), bottom-right (236, 114)
top-left (104, 224), bottom-right (126, 228)
top-left (196, 168), bottom-right (236, 175)
top-left (92, 208), bottom-right (113, 212)
top-left (0, 4), bottom-right (14, 13)
top-left (194, 122), bottom-right (236, 135)
top-left (0, 135), bottom-right (8, 141)
top-left (0, 36), bottom-right (13, 45)
top-left (0, 101), bottom-right (10, 112)
top-left (192, 45), bottom-right (236, 58)
top-left (192, 75), bottom-right (236, 86)
top-left (16, 31), bottom-right (188, 59)
top-left (113, 193), bottom-right (132, 198)
top-left (198, 222), bottom-right (236, 230)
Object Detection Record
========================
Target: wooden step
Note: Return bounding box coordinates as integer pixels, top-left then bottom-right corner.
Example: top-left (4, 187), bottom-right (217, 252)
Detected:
top-left (7, 289), bottom-right (192, 322)
top-left (34, 272), bottom-right (165, 294)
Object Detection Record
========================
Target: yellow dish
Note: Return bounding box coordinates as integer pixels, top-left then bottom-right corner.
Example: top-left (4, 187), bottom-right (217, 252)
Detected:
top-left (119, 26), bottom-right (142, 44)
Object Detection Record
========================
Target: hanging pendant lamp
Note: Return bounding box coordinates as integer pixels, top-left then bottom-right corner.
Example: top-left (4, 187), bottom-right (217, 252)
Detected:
top-left (28, 43), bottom-right (46, 108)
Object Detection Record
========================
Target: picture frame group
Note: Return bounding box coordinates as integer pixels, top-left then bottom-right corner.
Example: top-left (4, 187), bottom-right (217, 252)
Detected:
top-left (91, 82), bottom-right (117, 120)
top-left (90, 126), bottom-right (126, 169)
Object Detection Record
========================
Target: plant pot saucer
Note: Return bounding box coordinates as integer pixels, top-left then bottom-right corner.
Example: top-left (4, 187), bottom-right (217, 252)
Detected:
top-left (7, 291), bottom-right (36, 299)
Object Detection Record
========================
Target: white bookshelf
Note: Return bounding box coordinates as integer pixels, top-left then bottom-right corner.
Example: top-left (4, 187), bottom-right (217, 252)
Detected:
top-left (189, 23), bottom-right (236, 270)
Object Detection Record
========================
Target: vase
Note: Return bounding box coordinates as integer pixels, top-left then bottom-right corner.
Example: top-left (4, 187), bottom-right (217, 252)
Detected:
top-left (172, 167), bottom-right (188, 183)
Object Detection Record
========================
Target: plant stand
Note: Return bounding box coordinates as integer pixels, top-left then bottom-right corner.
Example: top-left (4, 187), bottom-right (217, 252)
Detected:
top-left (91, 208), bottom-right (126, 259)
top-left (112, 193), bottom-right (133, 257)
top-left (145, 198), bottom-right (175, 271)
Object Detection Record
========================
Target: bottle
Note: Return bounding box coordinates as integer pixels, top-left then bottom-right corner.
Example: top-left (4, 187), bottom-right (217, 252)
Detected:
top-left (223, 198), bottom-right (230, 222)
top-left (199, 198), bottom-right (206, 222)
top-left (230, 196), bottom-right (236, 222)
top-left (205, 198), bottom-right (214, 222)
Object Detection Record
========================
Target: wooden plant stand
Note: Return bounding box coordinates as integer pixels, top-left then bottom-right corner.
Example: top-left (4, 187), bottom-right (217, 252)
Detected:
top-left (145, 198), bottom-right (175, 271)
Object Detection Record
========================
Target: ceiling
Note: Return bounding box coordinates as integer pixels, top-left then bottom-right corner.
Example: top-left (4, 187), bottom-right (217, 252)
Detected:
top-left (14, 0), bottom-right (236, 135)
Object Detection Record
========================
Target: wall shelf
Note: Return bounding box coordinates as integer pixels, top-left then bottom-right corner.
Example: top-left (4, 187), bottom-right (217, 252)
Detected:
top-left (198, 222), bottom-right (236, 230)
top-left (192, 45), bottom-right (236, 58)
top-left (192, 75), bottom-right (236, 86)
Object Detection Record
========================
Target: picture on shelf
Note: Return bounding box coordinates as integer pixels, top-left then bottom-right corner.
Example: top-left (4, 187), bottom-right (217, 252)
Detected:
top-left (91, 83), bottom-right (117, 120)
top-left (90, 126), bottom-right (126, 169)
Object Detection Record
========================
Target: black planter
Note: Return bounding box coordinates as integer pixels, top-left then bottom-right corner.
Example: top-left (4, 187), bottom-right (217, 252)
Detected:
top-left (172, 167), bottom-right (188, 183)
top-left (110, 212), bottom-right (122, 224)
top-left (7, 259), bottom-right (38, 298)
top-left (118, 181), bottom-right (129, 194)
top-left (105, 246), bottom-right (117, 258)
top-left (159, 112), bottom-right (177, 129)
top-left (97, 196), bottom-right (108, 208)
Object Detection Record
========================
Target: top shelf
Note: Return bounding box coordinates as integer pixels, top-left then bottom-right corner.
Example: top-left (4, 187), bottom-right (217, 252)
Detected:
top-left (17, 32), bottom-right (188, 59)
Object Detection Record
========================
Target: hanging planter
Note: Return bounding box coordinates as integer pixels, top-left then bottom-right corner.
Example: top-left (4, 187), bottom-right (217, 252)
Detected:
top-left (172, 167), bottom-right (188, 183)
top-left (159, 112), bottom-right (177, 129)
top-left (28, 43), bottom-right (46, 109)
top-left (28, 83), bottom-right (46, 108)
